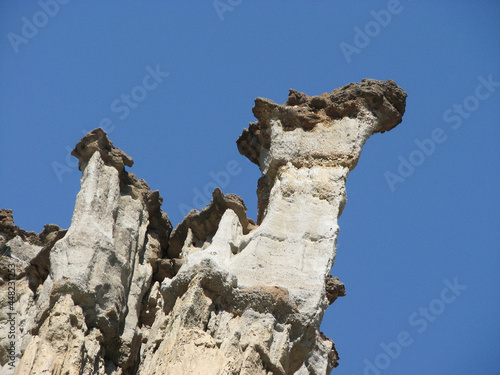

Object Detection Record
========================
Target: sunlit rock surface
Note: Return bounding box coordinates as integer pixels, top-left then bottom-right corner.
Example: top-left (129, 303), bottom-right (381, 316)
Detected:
top-left (0, 79), bottom-right (406, 375)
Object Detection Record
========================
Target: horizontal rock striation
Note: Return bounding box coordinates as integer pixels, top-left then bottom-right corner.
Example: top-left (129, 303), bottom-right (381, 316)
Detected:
top-left (0, 79), bottom-right (406, 375)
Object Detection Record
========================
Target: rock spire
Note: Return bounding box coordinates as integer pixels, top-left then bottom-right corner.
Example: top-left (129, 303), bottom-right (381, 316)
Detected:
top-left (0, 79), bottom-right (406, 374)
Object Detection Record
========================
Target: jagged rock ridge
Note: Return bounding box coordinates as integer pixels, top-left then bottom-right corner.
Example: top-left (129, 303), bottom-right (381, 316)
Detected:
top-left (0, 79), bottom-right (406, 375)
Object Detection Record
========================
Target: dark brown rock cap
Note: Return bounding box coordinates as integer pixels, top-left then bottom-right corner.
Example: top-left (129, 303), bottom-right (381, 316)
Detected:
top-left (71, 128), bottom-right (134, 172)
top-left (237, 79), bottom-right (407, 165)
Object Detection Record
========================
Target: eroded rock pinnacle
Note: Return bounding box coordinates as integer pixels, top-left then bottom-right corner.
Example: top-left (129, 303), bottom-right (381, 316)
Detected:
top-left (1, 79), bottom-right (406, 375)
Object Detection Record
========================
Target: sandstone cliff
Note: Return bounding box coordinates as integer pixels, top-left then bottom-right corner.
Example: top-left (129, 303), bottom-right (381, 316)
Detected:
top-left (0, 79), bottom-right (406, 375)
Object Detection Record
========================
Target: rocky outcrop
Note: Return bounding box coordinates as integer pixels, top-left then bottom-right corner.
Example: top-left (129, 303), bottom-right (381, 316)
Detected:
top-left (237, 79), bottom-right (406, 224)
top-left (0, 79), bottom-right (406, 374)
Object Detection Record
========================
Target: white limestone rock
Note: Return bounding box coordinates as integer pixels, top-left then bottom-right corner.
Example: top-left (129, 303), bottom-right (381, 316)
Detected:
top-left (1, 79), bottom-right (406, 374)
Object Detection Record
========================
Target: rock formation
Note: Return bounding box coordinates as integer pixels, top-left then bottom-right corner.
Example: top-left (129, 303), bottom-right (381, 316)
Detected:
top-left (0, 79), bottom-right (406, 375)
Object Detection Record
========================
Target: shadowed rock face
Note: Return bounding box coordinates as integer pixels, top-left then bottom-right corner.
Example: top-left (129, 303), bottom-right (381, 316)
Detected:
top-left (1, 79), bottom-right (406, 375)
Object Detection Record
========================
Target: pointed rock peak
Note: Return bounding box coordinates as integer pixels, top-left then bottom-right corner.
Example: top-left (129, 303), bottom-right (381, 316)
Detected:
top-left (71, 128), bottom-right (134, 172)
top-left (168, 187), bottom-right (254, 258)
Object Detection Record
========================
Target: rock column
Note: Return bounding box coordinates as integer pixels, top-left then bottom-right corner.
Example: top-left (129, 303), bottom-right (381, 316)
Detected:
top-left (138, 79), bottom-right (407, 374)
top-left (1, 79), bottom-right (406, 375)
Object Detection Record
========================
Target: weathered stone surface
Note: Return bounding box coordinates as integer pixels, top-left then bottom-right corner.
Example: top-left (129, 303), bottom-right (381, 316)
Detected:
top-left (137, 79), bottom-right (405, 374)
top-left (0, 211), bottom-right (67, 373)
top-left (238, 79), bottom-right (406, 166)
top-left (14, 294), bottom-right (106, 375)
top-left (0, 209), bottom-right (61, 254)
top-left (71, 127), bottom-right (134, 173)
top-left (0, 210), bottom-right (18, 250)
top-left (0, 129), bottom-right (174, 374)
top-left (325, 275), bottom-right (346, 305)
top-left (168, 187), bottom-right (255, 258)
top-left (237, 79), bottom-right (407, 224)
top-left (0, 269), bottom-right (34, 372)
top-left (1, 79), bottom-right (406, 375)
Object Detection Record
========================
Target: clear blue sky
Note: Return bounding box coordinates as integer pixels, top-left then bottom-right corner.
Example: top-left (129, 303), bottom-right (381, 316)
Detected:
top-left (1, 1), bottom-right (499, 374)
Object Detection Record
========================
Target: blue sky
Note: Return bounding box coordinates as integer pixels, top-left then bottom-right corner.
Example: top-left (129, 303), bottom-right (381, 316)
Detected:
top-left (1, 1), bottom-right (499, 374)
